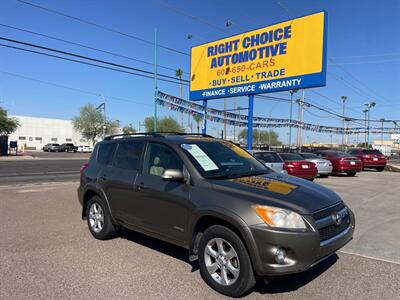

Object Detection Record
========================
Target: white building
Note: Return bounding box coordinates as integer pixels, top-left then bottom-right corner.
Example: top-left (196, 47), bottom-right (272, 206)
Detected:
top-left (9, 115), bottom-right (91, 150)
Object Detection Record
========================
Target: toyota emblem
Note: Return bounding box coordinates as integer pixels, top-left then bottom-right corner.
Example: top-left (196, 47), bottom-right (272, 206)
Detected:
top-left (332, 212), bottom-right (342, 226)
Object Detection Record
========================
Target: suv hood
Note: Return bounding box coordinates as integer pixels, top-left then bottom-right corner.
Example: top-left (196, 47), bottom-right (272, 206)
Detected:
top-left (209, 172), bottom-right (342, 215)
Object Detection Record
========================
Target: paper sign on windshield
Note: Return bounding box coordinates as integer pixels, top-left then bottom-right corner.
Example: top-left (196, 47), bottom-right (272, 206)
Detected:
top-left (181, 144), bottom-right (219, 171)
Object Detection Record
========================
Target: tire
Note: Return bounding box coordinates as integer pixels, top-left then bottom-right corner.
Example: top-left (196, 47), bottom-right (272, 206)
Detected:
top-left (86, 196), bottom-right (116, 240)
top-left (198, 225), bottom-right (256, 297)
top-left (308, 178), bottom-right (315, 181)
top-left (319, 174), bottom-right (329, 178)
top-left (376, 166), bottom-right (384, 172)
top-left (347, 172), bottom-right (356, 177)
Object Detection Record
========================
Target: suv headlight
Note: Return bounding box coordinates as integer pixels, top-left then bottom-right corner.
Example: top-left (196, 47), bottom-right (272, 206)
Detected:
top-left (254, 205), bottom-right (306, 229)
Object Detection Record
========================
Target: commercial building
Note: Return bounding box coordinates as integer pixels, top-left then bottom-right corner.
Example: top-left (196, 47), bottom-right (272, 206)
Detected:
top-left (8, 115), bottom-right (91, 150)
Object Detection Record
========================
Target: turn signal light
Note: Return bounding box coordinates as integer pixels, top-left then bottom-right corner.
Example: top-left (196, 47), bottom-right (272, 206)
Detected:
top-left (80, 162), bottom-right (89, 173)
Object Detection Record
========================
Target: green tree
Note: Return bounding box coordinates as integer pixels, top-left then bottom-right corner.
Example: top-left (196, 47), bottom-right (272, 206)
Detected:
top-left (193, 114), bottom-right (203, 134)
top-left (122, 124), bottom-right (136, 134)
top-left (144, 116), bottom-right (184, 133)
top-left (357, 142), bottom-right (371, 148)
top-left (238, 129), bottom-right (282, 145)
top-left (73, 104), bottom-right (119, 145)
top-left (0, 107), bottom-right (19, 135)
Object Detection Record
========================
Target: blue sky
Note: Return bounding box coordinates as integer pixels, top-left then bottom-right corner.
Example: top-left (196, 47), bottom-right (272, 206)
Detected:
top-left (1, 0), bottom-right (399, 143)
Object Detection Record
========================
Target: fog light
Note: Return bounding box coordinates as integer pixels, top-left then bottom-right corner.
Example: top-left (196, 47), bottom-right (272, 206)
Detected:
top-left (275, 248), bottom-right (286, 264)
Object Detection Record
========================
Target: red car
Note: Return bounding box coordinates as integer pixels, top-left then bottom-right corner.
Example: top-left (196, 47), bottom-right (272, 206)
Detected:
top-left (279, 153), bottom-right (318, 180)
top-left (315, 150), bottom-right (362, 176)
top-left (348, 148), bottom-right (387, 172)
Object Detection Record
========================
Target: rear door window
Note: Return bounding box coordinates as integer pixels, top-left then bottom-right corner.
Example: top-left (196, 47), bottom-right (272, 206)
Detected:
top-left (97, 143), bottom-right (116, 165)
top-left (362, 150), bottom-right (382, 155)
top-left (254, 152), bottom-right (283, 163)
top-left (113, 142), bottom-right (144, 170)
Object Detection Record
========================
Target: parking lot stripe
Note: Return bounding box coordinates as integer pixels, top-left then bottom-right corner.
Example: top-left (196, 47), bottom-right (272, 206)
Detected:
top-left (339, 250), bottom-right (400, 265)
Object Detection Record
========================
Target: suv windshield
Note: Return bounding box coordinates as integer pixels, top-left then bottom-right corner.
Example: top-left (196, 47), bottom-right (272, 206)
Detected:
top-left (300, 153), bottom-right (319, 159)
top-left (180, 141), bottom-right (269, 179)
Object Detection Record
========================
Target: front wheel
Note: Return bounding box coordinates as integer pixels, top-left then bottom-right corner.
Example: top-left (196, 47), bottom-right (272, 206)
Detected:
top-left (376, 166), bottom-right (384, 172)
top-left (347, 172), bottom-right (356, 177)
top-left (86, 196), bottom-right (116, 240)
top-left (198, 225), bottom-right (256, 297)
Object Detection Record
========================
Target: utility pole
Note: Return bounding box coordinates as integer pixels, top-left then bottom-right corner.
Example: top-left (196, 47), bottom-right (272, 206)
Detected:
top-left (300, 90), bottom-right (305, 148)
top-left (341, 96), bottom-right (347, 149)
top-left (364, 101), bottom-right (376, 148)
top-left (296, 98), bottom-right (301, 147)
top-left (153, 28), bottom-right (158, 132)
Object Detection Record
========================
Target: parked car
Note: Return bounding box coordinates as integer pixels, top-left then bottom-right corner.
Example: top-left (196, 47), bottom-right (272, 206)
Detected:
top-left (252, 151), bottom-right (287, 174)
top-left (298, 152), bottom-right (333, 177)
top-left (315, 150), bottom-right (362, 176)
top-left (279, 153), bottom-right (318, 180)
top-left (78, 133), bottom-right (354, 297)
top-left (42, 143), bottom-right (60, 152)
top-left (77, 145), bottom-right (93, 153)
top-left (59, 143), bottom-right (78, 152)
top-left (347, 148), bottom-right (387, 172)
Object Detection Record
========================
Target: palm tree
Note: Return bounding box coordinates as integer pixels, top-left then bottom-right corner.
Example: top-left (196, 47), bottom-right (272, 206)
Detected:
top-left (175, 68), bottom-right (184, 129)
top-left (194, 114), bottom-right (203, 134)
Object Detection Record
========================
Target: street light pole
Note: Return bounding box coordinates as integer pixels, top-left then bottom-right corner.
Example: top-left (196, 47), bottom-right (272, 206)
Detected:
top-left (364, 101), bottom-right (376, 148)
top-left (379, 118), bottom-right (385, 146)
top-left (363, 108), bottom-right (368, 147)
top-left (288, 89), bottom-right (297, 148)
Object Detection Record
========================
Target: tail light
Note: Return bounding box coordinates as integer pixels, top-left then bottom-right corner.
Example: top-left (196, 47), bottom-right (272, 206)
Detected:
top-left (80, 162), bottom-right (89, 173)
top-left (284, 162), bottom-right (295, 168)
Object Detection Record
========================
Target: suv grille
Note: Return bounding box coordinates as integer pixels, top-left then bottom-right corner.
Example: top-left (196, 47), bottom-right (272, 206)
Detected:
top-left (319, 214), bottom-right (351, 242)
top-left (312, 202), bottom-right (350, 243)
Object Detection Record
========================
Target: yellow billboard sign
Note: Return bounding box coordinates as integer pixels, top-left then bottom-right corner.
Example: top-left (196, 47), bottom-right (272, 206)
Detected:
top-left (189, 11), bottom-right (327, 100)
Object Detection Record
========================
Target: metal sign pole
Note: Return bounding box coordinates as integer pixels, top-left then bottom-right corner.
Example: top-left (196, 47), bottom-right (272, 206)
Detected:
top-left (247, 95), bottom-right (254, 150)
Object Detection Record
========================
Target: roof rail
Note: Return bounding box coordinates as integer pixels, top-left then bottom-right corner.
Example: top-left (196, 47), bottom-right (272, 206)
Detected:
top-left (103, 132), bottom-right (215, 140)
top-left (103, 133), bottom-right (162, 140)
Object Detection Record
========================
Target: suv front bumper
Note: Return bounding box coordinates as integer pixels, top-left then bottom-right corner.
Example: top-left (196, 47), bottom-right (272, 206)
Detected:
top-left (248, 208), bottom-right (355, 276)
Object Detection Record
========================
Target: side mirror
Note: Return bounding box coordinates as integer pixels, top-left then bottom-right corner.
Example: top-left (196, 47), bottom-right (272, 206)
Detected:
top-left (161, 169), bottom-right (185, 182)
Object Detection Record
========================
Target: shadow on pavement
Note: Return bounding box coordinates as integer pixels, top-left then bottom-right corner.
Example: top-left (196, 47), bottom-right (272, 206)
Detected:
top-left (119, 228), bottom-right (338, 293)
top-left (255, 253), bottom-right (338, 294)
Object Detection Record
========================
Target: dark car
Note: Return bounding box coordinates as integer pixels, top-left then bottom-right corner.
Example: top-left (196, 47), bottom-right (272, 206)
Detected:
top-left (315, 150), bottom-right (362, 176)
top-left (59, 143), bottom-right (78, 152)
top-left (279, 153), bottom-right (318, 180)
top-left (42, 143), bottom-right (60, 152)
top-left (348, 148), bottom-right (387, 172)
top-left (78, 133), bottom-right (355, 297)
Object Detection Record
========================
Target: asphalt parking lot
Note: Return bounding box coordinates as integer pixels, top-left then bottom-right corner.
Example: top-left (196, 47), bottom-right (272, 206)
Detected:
top-left (0, 170), bottom-right (399, 299)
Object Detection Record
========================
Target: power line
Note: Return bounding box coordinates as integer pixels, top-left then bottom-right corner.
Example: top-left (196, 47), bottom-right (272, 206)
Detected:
top-left (328, 58), bottom-right (400, 65)
top-left (331, 52), bottom-right (400, 59)
top-left (155, 0), bottom-right (230, 34)
top-left (0, 36), bottom-right (189, 83)
top-left (0, 43), bottom-right (187, 86)
top-left (0, 69), bottom-right (153, 107)
top-left (0, 23), bottom-right (189, 74)
top-left (16, 0), bottom-right (189, 56)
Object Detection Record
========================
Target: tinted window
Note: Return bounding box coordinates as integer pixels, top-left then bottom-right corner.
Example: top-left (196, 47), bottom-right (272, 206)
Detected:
top-left (362, 150), bottom-right (382, 155)
top-left (144, 143), bottom-right (183, 177)
top-left (113, 142), bottom-right (144, 170)
top-left (254, 152), bottom-right (283, 163)
top-left (335, 151), bottom-right (352, 158)
top-left (279, 153), bottom-right (304, 161)
top-left (299, 153), bottom-right (319, 159)
top-left (97, 143), bottom-right (116, 165)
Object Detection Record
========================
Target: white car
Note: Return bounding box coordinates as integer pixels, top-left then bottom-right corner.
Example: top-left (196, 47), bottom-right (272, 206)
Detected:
top-left (77, 145), bottom-right (93, 153)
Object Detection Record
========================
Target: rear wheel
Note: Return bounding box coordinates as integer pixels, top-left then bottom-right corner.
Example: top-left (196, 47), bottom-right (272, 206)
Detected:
top-left (308, 178), bottom-right (315, 181)
top-left (86, 196), bottom-right (116, 240)
top-left (376, 166), bottom-right (384, 172)
top-left (319, 174), bottom-right (329, 178)
top-left (347, 172), bottom-right (356, 177)
top-left (198, 225), bottom-right (255, 297)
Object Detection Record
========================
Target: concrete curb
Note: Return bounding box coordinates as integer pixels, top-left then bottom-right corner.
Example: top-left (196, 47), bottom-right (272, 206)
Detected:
top-left (385, 164), bottom-right (400, 172)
